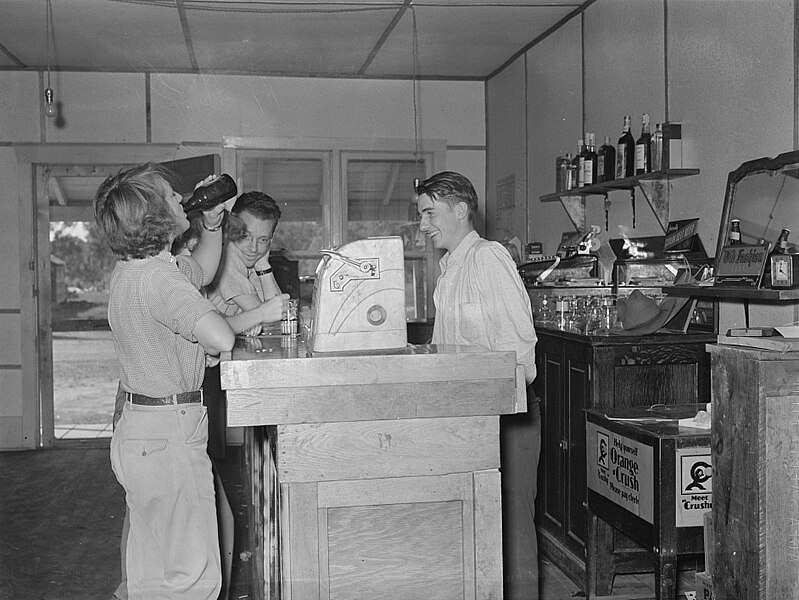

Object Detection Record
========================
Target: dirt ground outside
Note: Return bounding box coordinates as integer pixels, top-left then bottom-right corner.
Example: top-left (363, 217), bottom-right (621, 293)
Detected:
top-left (53, 331), bottom-right (118, 426)
top-left (52, 292), bottom-right (117, 427)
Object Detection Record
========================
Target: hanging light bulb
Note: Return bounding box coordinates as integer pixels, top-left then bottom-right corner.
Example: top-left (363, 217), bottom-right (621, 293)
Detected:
top-left (43, 0), bottom-right (57, 119)
top-left (44, 87), bottom-right (56, 118)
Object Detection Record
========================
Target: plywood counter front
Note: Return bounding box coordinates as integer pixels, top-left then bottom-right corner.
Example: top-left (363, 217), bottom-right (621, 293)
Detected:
top-left (220, 336), bottom-right (526, 600)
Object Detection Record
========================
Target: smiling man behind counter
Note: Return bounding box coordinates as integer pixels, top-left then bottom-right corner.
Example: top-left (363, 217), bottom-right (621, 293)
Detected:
top-left (416, 170), bottom-right (539, 600)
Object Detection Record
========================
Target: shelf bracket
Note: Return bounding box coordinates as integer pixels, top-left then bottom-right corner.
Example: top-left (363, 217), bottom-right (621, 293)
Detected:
top-left (636, 179), bottom-right (670, 233)
top-left (558, 195), bottom-right (586, 233)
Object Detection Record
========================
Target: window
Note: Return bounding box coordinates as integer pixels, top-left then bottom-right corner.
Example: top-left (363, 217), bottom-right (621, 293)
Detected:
top-left (236, 143), bottom-right (442, 320)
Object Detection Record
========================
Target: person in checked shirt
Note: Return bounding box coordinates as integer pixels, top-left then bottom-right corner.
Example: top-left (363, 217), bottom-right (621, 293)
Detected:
top-left (94, 163), bottom-right (235, 599)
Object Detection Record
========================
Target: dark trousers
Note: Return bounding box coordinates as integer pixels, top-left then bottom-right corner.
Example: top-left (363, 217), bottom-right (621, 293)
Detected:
top-left (500, 398), bottom-right (542, 600)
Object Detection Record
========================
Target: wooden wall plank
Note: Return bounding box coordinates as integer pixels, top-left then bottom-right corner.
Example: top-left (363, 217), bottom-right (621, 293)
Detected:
top-left (226, 379), bottom-right (517, 427)
top-left (474, 469), bottom-right (503, 599)
top-left (221, 349), bottom-right (517, 390)
top-left (276, 416), bottom-right (500, 483)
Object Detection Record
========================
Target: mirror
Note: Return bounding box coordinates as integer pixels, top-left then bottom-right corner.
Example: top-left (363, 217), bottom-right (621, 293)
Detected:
top-left (717, 150), bottom-right (799, 259)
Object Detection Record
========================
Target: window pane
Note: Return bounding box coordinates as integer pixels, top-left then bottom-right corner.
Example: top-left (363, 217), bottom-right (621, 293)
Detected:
top-left (346, 159), bottom-right (429, 321)
top-left (240, 156), bottom-right (324, 277)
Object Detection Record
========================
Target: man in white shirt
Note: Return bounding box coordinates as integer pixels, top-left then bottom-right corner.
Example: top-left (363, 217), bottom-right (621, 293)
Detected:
top-left (416, 171), bottom-right (539, 600)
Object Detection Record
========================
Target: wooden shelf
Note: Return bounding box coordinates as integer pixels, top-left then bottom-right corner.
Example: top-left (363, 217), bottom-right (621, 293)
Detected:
top-left (662, 283), bottom-right (799, 300)
top-left (540, 168), bottom-right (700, 233)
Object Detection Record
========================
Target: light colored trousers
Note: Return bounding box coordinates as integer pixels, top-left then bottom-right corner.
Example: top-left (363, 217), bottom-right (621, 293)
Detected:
top-left (111, 401), bottom-right (221, 600)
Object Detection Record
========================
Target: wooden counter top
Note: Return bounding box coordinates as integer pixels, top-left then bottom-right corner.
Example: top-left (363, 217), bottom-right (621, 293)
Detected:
top-left (220, 335), bottom-right (526, 427)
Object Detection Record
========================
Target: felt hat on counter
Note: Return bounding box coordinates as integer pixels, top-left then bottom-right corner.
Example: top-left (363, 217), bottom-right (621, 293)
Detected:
top-left (612, 289), bottom-right (690, 336)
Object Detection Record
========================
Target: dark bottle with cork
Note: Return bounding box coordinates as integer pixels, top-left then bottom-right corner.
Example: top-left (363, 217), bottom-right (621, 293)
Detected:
top-left (182, 174), bottom-right (238, 213)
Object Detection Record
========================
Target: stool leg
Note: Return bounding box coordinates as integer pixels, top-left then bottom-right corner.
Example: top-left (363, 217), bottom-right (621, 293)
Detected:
top-left (587, 512), bottom-right (615, 597)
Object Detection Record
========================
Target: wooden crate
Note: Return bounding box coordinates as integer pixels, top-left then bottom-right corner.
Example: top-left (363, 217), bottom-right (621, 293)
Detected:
top-left (709, 344), bottom-right (799, 599)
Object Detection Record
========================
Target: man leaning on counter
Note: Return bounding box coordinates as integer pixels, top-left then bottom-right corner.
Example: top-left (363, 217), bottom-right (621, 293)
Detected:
top-left (415, 171), bottom-right (540, 600)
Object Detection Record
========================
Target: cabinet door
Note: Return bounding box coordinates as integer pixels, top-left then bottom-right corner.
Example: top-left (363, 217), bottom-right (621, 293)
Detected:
top-left (534, 337), bottom-right (565, 535)
top-left (565, 353), bottom-right (591, 556)
top-left (280, 471), bottom-right (502, 600)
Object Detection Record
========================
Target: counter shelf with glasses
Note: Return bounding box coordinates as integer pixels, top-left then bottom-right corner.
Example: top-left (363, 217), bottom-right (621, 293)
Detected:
top-left (527, 282), bottom-right (715, 593)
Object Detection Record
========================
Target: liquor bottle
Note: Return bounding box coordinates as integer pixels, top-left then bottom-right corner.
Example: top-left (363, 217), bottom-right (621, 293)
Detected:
top-left (556, 154), bottom-right (571, 192)
top-left (762, 228), bottom-right (791, 287)
top-left (728, 219), bottom-right (741, 245)
top-left (635, 114), bottom-right (652, 175)
top-left (615, 116), bottom-right (635, 179)
top-left (565, 153), bottom-right (578, 190)
top-left (651, 123), bottom-right (663, 172)
top-left (597, 135), bottom-right (616, 183)
top-left (182, 174), bottom-right (238, 213)
top-left (574, 139), bottom-right (585, 187)
top-left (583, 133), bottom-right (598, 186)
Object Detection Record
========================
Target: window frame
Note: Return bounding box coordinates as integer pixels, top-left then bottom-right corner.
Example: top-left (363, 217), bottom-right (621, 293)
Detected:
top-left (228, 136), bottom-right (447, 320)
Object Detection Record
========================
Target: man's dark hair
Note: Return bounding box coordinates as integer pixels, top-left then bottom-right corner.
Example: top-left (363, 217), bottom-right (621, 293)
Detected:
top-left (415, 171), bottom-right (478, 225)
top-left (94, 163), bottom-right (179, 259)
top-left (226, 191), bottom-right (281, 242)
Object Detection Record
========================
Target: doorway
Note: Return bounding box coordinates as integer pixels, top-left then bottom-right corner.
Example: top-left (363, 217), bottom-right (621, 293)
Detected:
top-left (36, 155), bottom-right (221, 444)
top-left (45, 166), bottom-right (125, 441)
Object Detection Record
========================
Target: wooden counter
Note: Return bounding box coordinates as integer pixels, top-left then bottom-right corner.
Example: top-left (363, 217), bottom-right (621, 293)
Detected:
top-left (220, 335), bottom-right (526, 600)
top-left (709, 342), bottom-right (799, 599)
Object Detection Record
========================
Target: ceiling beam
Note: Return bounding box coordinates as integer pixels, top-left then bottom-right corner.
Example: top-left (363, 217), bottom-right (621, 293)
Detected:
top-left (359, 0), bottom-right (413, 76)
top-left (176, 0), bottom-right (199, 72)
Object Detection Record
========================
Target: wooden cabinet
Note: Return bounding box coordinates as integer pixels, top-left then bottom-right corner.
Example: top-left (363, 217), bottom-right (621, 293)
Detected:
top-left (532, 327), bottom-right (714, 593)
top-left (709, 342), bottom-right (799, 599)
top-left (222, 337), bottom-right (526, 600)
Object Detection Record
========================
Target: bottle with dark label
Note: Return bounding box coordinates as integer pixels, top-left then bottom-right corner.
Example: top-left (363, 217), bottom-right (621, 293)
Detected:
top-left (583, 133), bottom-right (598, 186)
top-left (763, 228), bottom-right (791, 288)
top-left (574, 139), bottom-right (585, 188)
top-left (616, 115), bottom-right (635, 179)
top-left (635, 114), bottom-right (652, 175)
top-left (728, 219), bottom-right (742, 245)
top-left (182, 174), bottom-right (238, 213)
top-left (597, 135), bottom-right (616, 183)
top-left (651, 123), bottom-right (663, 172)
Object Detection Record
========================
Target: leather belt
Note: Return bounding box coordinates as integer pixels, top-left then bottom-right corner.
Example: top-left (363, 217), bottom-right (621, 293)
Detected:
top-left (126, 390), bottom-right (203, 406)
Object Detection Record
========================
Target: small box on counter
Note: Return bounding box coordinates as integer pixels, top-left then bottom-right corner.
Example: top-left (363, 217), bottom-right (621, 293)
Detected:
top-left (662, 121), bottom-right (682, 169)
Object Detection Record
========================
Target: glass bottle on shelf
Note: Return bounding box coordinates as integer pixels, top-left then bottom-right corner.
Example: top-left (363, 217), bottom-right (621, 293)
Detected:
top-left (762, 228), bottom-right (791, 288)
top-left (728, 219), bottom-right (742, 245)
top-left (573, 140), bottom-right (584, 188)
top-left (583, 133), bottom-right (598, 187)
top-left (556, 154), bottom-right (571, 192)
top-left (597, 135), bottom-right (616, 183)
top-left (565, 154), bottom-right (578, 191)
top-left (651, 123), bottom-right (663, 172)
top-left (635, 113), bottom-right (652, 174)
top-left (616, 115), bottom-right (635, 179)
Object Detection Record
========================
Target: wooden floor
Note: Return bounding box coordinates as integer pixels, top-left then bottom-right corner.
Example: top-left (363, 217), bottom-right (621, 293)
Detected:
top-left (0, 440), bottom-right (698, 600)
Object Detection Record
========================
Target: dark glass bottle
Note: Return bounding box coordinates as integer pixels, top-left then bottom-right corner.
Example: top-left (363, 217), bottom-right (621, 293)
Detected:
top-left (597, 135), bottom-right (616, 183)
top-left (615, 116), bottom-right (635, 179)
top-left (635, 113), bottom-right (652, 175)
top-left (574, 139), bottom-right (585, 187)
top-left (583, 133), bottom-right (598, 186)
top-left (763, 228), bottom-right (791, 287)
top-left (728, 219), bottom-right (742, 245)
top-left (182, 174), bottom-right (238, 213)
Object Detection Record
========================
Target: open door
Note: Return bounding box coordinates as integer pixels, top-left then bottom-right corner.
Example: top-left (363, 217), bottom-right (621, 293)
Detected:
top-left (41, 155), bottom-right (219, 444)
